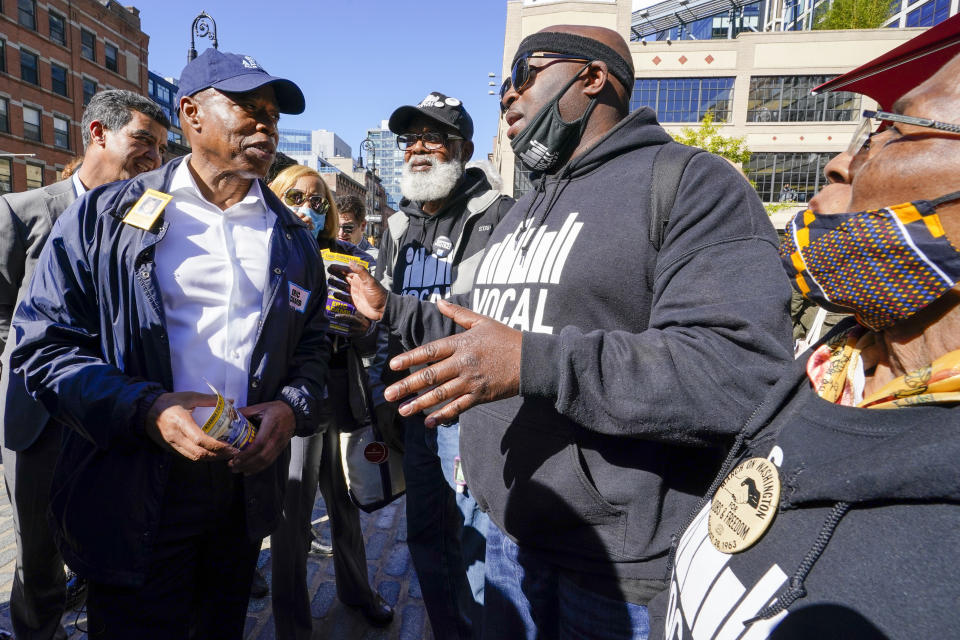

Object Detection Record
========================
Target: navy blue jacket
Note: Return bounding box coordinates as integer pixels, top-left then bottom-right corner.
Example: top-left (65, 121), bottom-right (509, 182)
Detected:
top-left (10, 157), bottom-right (330, 585)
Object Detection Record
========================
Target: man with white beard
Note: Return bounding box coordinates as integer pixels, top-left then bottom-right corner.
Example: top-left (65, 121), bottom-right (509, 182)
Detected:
top-left (373, 92), bottom-right (513, 639)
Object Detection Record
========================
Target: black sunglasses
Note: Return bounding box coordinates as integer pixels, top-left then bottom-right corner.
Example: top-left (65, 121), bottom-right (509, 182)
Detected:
top-left (499, 53), bottom-right (591, 108)
top-left (283, 188), bottom-right (329, 213)
top-left (396, 132), bottom-right (464, 151)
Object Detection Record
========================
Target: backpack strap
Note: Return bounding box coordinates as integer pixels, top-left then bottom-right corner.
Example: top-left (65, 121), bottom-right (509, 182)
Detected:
top-left (649, 143), bottom-right (703, 251)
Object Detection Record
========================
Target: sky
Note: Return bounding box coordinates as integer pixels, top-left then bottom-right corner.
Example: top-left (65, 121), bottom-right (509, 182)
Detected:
top-left (139, 1), bottom-right (510, 159)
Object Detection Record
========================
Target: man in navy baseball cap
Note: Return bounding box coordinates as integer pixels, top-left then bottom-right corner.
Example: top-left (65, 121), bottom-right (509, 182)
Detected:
top-left (8, 47), bottom-right (326, 639)
top-left (176, 48), bottom-right (305, 114)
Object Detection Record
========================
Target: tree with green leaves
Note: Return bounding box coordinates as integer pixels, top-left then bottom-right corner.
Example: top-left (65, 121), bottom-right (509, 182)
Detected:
top-left (813, 0), bottom-right (894, 30)
top-left (671, 111), bottom-right (751, 167)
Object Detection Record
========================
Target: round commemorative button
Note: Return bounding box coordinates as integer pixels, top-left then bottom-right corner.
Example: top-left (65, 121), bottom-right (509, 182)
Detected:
top-left (363, 441), bottom-right (389, 465)
top-left (433, 235), bottom-right (453, 258)
top-left (708, 457), bottom-right (781, 554)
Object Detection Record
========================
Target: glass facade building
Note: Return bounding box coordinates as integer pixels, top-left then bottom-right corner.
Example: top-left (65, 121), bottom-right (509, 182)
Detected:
top-left (746, 151), bottom-right (835, 203)
top-left (631, 77), bottom-right (735, 122)
top-left (632, 0), bottom-right (957, 40)
top-left (747, 76), bottom-right (860, 122)
top-left (365, 122), bottom-right (403, 211)
top-left (278, 129), bottom-right (313, 155)
top-left (147, 72), bottom-right (183, 147)
top-left (618, 0), bottom-right (958, 208)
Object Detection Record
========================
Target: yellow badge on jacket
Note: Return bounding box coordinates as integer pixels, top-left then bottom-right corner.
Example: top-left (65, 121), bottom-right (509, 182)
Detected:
top-left (708, 457), bottom-right (781, 553)
top-left (123, 189), bottom-right (172, 230)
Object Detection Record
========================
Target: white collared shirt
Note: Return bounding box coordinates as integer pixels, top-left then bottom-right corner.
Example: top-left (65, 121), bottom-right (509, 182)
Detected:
top-left (72, 171), bottom-right (86, 197)
top-left (154, 155), bottom-right (276, 424)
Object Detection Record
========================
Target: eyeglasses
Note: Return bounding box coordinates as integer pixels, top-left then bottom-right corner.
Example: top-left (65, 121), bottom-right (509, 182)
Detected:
top-left (847, 109), bottom-right (960, 157)
top-left (283, 188), bottom-right (329, 213)
top-left (337, 223), bottom-right (356, 234)
top-left (396, 132), bottom-right (464, 151)
top-left (499, 53), bottom-right (591, 108)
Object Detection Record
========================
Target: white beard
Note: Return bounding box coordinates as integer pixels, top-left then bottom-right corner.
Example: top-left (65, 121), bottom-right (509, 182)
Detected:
top-left (400, 156), bottom-right (464, 203)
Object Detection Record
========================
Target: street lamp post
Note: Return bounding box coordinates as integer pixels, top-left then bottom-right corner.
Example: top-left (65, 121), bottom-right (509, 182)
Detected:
top-left (360, 138), bottom-right (377, 232)
top-left (360, 138), bottom-right (376, 175)
top-left (188, 11), bottom-right (219, 63)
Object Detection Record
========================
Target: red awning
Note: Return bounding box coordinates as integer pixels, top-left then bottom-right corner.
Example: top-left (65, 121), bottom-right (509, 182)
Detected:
top-left (813, 14), bottom-right (960, 110)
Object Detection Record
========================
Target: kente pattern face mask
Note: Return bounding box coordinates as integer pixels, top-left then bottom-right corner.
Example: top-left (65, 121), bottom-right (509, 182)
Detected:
top-left (780, 190), bottom-right (960, 331)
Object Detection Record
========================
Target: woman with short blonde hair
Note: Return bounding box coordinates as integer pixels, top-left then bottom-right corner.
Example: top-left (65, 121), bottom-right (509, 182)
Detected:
top-left (264, 163), bottom-right (393, 636)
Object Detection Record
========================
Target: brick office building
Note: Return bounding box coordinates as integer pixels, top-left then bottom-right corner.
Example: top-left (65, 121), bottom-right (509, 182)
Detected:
top-left (0, 0), bottom-right (149, 193)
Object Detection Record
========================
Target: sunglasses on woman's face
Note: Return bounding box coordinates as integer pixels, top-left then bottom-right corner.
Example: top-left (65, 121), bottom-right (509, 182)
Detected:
top-left (283, 188), bottom-right (329, 213)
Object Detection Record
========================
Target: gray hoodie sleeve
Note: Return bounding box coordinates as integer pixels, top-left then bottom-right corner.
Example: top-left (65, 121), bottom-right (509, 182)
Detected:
top-left (519, 153), bottom-right (794, 445)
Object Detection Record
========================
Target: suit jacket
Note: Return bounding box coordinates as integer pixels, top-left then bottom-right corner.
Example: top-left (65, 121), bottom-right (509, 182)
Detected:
top-left (0, 178), bottom-right (77, 451)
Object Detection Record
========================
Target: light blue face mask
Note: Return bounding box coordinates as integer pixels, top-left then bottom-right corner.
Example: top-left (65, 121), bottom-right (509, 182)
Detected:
top-left (288, 204), bottom-right (326, 238)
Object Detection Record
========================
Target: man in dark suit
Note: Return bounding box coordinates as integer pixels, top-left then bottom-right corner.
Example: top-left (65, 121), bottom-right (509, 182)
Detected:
top-left (0, 89), bottom-right (168, 640)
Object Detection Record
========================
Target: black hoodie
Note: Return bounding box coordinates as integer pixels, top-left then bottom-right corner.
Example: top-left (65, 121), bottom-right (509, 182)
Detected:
top-left (654, 319), bottom-right (960, 639)
top-left (375, 166), bottom-right (514, 299)
top-left (384, 108), bottom-right (793, 596)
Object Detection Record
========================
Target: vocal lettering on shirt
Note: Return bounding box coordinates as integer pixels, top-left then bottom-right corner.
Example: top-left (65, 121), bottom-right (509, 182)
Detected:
top-left (400, 246), bottom-right (453, 302)
top-left (471, 213), bottom-right (583, 334)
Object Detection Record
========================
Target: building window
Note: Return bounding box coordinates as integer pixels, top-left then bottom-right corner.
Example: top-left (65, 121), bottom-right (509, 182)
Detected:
top-left (746, 152), bottom-right (836, 203)
top-left (148, 77), bottom-right (155, 95)
top-left (0, 158), bottom-right (11, 194)
top-left (105, 43), bottom-right (118, 72)
top-left (18, 0), bottom-right (36, 29)
top-left (20, 49), bottom-right (39, 85)
top-left (157, 84), bottom-right (170, 104)
top-left (83, 79), bottom-right (97, 106)
top-left (0, 40), bottom-right (6, 73)
top-left (54, 116), bottom-right (69, 149)
top-left (0, 98), bottom-right (8, 132)
top-left (51, 64), bottom-right (69, 96)
top-left (49, 11), bottom-right (67, 46)
top-left (26, 163), bottom-right (43, 189)
top-left (22, 105), bottom-right (41, 141)
top-left (631, 77), bottom-right (735, 123)
top-left (748, 76), bottom-right (861, 122)
top-left (81, 29), bottom-right (96, 61)
top-left (906, 0), bottom-right (950, 26)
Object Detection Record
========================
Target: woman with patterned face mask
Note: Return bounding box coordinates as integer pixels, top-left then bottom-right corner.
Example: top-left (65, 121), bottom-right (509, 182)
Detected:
top-left (264, 165), bottom-right (394, 635)
top-left (654, 49), bottom-right (960, 640)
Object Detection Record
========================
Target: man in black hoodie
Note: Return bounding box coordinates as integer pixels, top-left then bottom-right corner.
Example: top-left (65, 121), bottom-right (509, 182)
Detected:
top-left (373, 93), bottom-right (513, 639)
top-left (339, 27), bottom-right (792, 639)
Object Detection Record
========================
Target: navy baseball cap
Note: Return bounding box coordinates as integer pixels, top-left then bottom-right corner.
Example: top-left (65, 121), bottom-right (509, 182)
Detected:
top-left (389, 92), bottom-right (474, 141)
top-left (175, 48), bottom-right (305, 114)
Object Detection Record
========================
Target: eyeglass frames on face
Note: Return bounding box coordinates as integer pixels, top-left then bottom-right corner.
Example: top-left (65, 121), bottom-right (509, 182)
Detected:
top-left (283, 188), bottom-right (329, 213)
top-left (396, 132), bottom-right (464, 151)
top-left (847, 109), bottom-right (960, 157)
top-left (337, 223), bottom-right (356, 234)
top-left (499, 53), bottom-right (591, 109)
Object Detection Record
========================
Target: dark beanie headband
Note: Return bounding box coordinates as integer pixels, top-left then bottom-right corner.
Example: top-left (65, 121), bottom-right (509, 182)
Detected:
top-left (512, 31), bottom-right (635, 93)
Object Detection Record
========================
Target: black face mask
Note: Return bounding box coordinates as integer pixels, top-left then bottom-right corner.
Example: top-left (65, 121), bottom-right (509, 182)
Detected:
top-left (510, 62), bottom-right (597, 173)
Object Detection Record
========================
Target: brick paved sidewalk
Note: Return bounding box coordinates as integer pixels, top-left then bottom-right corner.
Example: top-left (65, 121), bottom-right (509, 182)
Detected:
top-left (0, 475), bottom-right (432, 640)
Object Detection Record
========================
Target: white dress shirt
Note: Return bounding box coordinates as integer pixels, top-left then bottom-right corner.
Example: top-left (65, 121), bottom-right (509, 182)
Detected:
top-left (154, 156), bottom-right (275, 425)
top-left (72, 171), bottom-right (86, 197)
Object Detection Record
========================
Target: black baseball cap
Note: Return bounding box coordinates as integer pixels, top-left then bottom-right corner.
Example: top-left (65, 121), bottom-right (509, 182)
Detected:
top-left (388, 92), bottom-right (473, 141)
top-left (175, 48), bottom-right (305, 114)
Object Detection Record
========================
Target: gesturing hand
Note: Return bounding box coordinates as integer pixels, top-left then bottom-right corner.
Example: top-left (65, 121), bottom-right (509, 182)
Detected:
top-left (328, 262), bottom-right (388, 321)
top-left (230, 400), bottom-right (296, 475)
top-left (145, 392), bottom-right (237, 461)
top-left (384, 299), bottom-right (522, 427)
